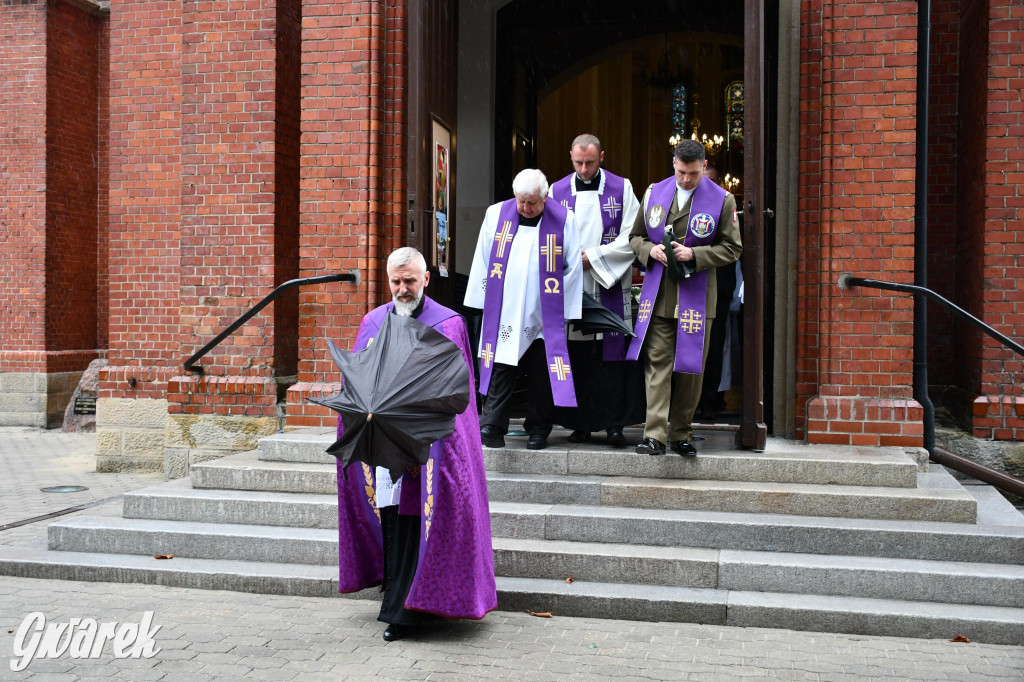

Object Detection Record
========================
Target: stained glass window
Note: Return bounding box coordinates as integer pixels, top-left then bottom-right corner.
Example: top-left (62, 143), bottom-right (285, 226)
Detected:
top-left (672, 84), bottom-right (687, 141)
top-left (725, 80), bottom-right (744, 150)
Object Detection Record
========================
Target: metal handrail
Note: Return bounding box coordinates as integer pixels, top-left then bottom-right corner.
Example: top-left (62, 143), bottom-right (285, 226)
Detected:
top-left (183, 273), bottom-right (359, 375)
top-left (838, 274), bottom-right (1024, 357)
top-left (839, 273), bottom-right (1024, 498)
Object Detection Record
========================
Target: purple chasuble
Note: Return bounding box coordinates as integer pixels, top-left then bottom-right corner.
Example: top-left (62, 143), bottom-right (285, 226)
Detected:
top-left (477, 199), bottom-right (577, 407)
top-left (334, 296), bottom-right (497, 619)
top-left (626, 176), bottom-right (727, 374)
top-left (551, 170), bottom-right (628, 361)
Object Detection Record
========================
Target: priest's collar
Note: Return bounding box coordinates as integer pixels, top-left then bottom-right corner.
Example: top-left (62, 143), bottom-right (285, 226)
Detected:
top-left (519, 213), bottom-right (542, 227)
top-left (574, 168), bottom-right (602, 192)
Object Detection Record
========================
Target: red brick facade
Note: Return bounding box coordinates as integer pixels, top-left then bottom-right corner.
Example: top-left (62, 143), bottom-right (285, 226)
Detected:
top-left (2, 0), bottom-right (1022, 447)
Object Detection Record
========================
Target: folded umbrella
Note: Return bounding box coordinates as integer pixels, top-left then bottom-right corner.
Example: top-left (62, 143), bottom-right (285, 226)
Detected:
top-left (311, 313), bottom-right (470, 480)
top-left (568, 291), bottom-right (636, 337)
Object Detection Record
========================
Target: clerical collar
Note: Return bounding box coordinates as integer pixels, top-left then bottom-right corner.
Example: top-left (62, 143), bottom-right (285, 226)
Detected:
top-left (519, 213), bottom-right (542, 227)
top-left (391, 296), bottom-right (426, 319)
top-left (574, 169), bottom-right (601, 192)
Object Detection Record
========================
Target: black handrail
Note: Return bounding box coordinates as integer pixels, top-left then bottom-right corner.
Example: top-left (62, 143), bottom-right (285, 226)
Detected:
top-left (839, 273), bottom-right (1024, 498)
top-left (838, 274), bottom-right (1024, 357)
top-left (183, 273), bottom-right (359, 375)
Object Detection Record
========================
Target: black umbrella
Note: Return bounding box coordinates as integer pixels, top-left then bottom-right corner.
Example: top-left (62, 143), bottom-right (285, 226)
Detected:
top-left (311, 313), bottom-right (470, 479)
top-left (568, 291), bottom-right (636, 337)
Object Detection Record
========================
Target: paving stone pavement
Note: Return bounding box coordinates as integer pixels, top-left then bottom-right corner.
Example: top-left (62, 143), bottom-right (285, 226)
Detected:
top-left (0, 427), bottom-right (1022, 681)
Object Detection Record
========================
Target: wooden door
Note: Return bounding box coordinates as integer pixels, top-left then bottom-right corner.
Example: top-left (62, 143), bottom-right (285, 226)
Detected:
top-left (738, 0), bottom-right (768, 449)
top-left (408, 0), bottom-right (459, 306)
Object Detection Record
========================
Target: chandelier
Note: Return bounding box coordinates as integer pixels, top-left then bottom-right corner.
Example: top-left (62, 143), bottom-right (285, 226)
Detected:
top-left (687, 94), bottom-right (723, 155)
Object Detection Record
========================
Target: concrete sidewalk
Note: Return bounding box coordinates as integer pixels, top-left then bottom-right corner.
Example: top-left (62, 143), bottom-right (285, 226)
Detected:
top-left (0, 427), bottom-right (1021, 680)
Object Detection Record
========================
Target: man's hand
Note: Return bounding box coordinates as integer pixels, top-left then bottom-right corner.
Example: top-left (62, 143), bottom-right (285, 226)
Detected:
top-left (672, 242), bottom-right (695, 262)
top-left (650, 243), bottom-right (668, 266)
top-left (582, 251), bottom-right (592, 271)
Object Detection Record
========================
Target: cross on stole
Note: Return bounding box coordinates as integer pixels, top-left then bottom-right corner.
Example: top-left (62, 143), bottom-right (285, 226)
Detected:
top-left (494, 220), bottom-right (514, 258)
top-left (480, 343), bottom-right (494, 368)
top-left (540, 234), bottom-right (562, 272)
top-left (549, 355), bottom-right (571, 381)
top-left (678, 309), bottom-right (703, 334)
top-left (602, 196), bottom-right (621, 220)
top-left (637, 299), bottom-right (653, 323)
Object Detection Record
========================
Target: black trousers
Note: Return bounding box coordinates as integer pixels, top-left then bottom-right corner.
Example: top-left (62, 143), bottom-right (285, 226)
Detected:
top-left (377, 506), bottom-right (432, 626)
top-left (479, 339), bottom-right (555, 437)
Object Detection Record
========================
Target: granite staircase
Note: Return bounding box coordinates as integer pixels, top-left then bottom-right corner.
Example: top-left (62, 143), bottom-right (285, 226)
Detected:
top-left (1, 427), bottom-right (1023, 644)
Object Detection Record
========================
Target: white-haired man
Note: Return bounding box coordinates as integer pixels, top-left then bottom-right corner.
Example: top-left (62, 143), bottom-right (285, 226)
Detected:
top-left (549, 134), bottom-right (644, 447)
top-left (335, 247), bottom-right (497, 641)
top-left (465, 169), bottom-right (582, 451)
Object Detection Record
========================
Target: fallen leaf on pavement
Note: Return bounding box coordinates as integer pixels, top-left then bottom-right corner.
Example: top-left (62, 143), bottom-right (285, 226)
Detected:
top-left (950, 634), bottom-right (971, 643)
top-left (153, 554), bottom-right (174, 560)
top-left (565, 577), bottom-right (574, 584)
top-left (527, 610), bottom-right (553, 618)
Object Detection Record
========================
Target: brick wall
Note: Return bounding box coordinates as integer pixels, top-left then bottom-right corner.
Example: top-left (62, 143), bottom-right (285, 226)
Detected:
top-left (969, 0), bottom-right (1024, 439)
top-left (0, 1), bottom-right (47, 373)
top-left (46, 0), bottom-right (100, 363)
top-left (286, 0), bottom-right (406, 427)
top-left (925, 0), bottom-right (961, 388)
top-left (798, 0), bottom-right (923, 447)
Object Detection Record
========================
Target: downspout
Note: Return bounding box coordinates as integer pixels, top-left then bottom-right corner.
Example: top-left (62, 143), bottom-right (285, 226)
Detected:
top-left (915, 0), bottom-right (935, 455)
top-left (367, 0), bottom-right (386, 307)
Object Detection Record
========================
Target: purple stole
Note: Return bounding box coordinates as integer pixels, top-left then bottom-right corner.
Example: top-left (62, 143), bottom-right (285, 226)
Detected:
top-left (354, 297), bottom-right (456, 350)
top-left (626, 176), bottom-right (727, 374)
top-left (477, 199), bottom-right (577, 407)
top-left (551, 170), bottom-right (628, 361)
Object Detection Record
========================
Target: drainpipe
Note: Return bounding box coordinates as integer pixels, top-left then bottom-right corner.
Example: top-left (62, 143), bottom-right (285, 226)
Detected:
top-left (915, 0), bottom-right (935, 454)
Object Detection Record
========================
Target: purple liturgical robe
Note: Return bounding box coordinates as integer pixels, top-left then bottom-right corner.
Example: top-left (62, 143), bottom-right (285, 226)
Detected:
top-left (334, 296), bottom-right (497, 620)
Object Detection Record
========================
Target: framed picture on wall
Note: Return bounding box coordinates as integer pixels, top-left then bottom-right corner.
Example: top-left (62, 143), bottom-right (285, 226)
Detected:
top-left (432, 120), bottom-right (451, 277)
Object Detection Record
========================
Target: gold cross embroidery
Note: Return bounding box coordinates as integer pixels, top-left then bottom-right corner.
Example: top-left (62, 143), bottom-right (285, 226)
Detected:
top-left (541, 233), bottom-right (562, 273)
top-left (481, 343), bottom-right (494, 368)
top-left (494, 220), bottom-right (514, 258)
top-left (678, 309), bottom-right (703, 334)
top-left (637, 299), bottom-right (653, 323)
top-left (549, 355), bottom-right (571, 381)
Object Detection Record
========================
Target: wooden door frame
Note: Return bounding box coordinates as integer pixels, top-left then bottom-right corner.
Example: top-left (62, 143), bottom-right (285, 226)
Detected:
top-left (738, 0), bottom-right (768, 449)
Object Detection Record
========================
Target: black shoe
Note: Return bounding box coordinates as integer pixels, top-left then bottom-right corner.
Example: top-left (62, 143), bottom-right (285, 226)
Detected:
top-left (635, 437), bottom-right (666, 456)
top-left (526, 434), bottom-right (548, 450)
top-left (606, 427), bottom-right (626, 447)
top-left (671, 440), bottom-right (697, 457)
top-left (480, 425), bottom-right (505, 448)
top-left (567, 430), bottom-right (591, 443)
top-left (383, 623), bottom-right (413, 642)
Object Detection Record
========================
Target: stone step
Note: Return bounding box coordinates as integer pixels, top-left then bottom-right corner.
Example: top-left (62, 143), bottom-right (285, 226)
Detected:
top-left (257, 429), bottom-right (920, 488)
top-left (1, 546), bottom-right (1019, 645)
top-left (123, 481), bottom-right (1024, 565)
top-left (194, 452), bottom-right (973, 523)
top-left (485, 471), bottom-right (976, 523)
top-left (497, 577), bottom-right (1024, 646)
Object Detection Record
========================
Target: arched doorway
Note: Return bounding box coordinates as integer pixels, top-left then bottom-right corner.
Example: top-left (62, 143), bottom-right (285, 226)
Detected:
top-left (453, 0), bottom-right (773, 447)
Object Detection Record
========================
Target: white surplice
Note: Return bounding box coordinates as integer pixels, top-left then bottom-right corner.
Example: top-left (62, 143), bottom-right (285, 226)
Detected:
top-left (464, 202), bottom-right (582, 366)
top-left (551, 170), bottom-right (640, 340)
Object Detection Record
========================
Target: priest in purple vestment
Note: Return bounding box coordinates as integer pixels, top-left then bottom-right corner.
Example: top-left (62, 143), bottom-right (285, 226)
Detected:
top-left (335, 247), bottom-right (497, 642)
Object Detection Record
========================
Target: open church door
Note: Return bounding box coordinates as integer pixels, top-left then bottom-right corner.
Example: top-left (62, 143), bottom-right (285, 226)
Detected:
top-left (408, 0), bottom-right (458, 306)
top-left (738, 0), bottom-right (768, 449)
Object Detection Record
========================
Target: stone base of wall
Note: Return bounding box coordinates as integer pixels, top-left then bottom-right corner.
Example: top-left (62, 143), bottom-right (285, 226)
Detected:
top-left (0, 371), bottom-right (83, 428)
top-left (164, 412), bottom-right (283, 480)
top-left (95, 397), bottom-right (168, 472)
top-left (937, 426), bottom-right (1024, 481)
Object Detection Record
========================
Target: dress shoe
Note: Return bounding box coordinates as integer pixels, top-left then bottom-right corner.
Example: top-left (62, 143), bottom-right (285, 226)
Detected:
top-left (526, 434), bottom-right (548, 450)
top-left (671, 439), bottom-right (697, 457)
top-left (383, 623), bottom-right (413, 642)
top-left (480, 425), bottom-right (505, 448)
top-left (567, 429), bottom-right (591, 443)
top-left (606, 427), bottom-right (626, 447)
top-left (635, 437), bottom-right (666, 456)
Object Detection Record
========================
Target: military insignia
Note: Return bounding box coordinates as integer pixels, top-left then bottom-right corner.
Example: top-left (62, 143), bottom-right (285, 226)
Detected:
top-left (689, 212), bottom-right (716, 238)
top-left (647, 204), bottom-right (665, 228)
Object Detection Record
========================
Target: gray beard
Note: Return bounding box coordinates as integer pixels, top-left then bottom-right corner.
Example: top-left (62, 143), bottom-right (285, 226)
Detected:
top-left (393, 294), bottom-right (421, 317)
